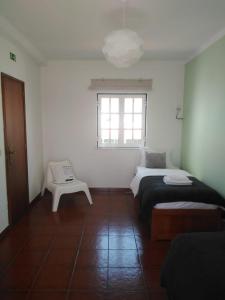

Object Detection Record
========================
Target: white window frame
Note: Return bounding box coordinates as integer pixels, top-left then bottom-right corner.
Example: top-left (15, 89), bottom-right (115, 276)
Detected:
top-left (97, 93), bottom-right (147, 149)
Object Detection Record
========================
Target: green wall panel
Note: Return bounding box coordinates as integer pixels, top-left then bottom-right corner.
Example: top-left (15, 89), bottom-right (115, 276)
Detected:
top-left (182, 36), bottom-right (225, 197)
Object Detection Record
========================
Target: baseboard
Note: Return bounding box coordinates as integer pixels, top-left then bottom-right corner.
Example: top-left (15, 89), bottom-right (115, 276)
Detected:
top-left (0, 192), bottom-right (41, 241)
top-left (29, 192), bottom-right (42, 208)
top-left (89, 187), bottom-right (131, 193)
top-left (0, 225), bottom-right (11, 241)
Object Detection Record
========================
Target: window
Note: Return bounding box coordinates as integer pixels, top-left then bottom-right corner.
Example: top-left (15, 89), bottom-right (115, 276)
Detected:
top-left (97, 93), bottom-right (147, 148)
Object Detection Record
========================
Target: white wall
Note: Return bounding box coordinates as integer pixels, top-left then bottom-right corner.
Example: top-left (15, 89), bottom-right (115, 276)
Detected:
top-left (0, 34), bottom-right (43, 233)
top-left (41, 60), bottom-right (184, 188)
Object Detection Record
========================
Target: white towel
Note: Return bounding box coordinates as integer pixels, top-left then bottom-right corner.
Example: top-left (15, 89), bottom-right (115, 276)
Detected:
top-left (163, 175), bottom-right (192, 185)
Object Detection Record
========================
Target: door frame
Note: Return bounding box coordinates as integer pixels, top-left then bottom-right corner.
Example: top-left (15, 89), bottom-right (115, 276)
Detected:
top-left (1, 72), bottom-right (29, 224)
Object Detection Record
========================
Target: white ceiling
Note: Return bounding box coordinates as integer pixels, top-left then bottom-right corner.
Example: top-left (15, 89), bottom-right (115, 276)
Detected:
top-left (1, 0), bottom-right (225, 62)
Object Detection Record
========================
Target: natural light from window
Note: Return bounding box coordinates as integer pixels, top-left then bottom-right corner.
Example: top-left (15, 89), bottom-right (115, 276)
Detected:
top-left (97, 94), bottom-right (147, 148)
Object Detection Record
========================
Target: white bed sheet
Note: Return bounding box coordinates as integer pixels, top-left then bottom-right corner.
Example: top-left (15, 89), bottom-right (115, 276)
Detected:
top-left (130, 166), bottom-right (219, 210)
top-left (130, 166), bottom-right (191, 197)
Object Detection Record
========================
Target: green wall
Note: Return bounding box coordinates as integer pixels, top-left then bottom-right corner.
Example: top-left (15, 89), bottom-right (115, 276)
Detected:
top-left (182, 35), bottom-right (225, 197)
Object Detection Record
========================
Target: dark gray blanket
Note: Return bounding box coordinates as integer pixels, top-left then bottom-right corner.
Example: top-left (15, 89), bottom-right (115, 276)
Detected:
top-left (161, 232), bottom-right (225, 300)
top-left (137, 176), bottom-right (225, 222)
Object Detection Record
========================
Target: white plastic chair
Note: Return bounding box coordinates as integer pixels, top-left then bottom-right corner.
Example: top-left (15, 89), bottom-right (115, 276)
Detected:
top-left (41, 160), bottom-right (93, 212)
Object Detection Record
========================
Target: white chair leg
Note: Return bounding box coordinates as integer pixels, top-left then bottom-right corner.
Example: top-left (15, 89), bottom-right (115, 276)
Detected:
top-left (52, 191), bottom-right (61, 212)
top-left (83, 185), bottom-right (93, 205)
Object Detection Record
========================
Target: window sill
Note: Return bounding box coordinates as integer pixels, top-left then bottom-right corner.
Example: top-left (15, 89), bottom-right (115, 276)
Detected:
top-left (97, 146), bottom-right (141, 150)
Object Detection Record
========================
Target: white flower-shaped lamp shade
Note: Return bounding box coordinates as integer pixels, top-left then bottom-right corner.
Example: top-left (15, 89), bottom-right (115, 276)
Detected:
top-left (102, 29), bottom-right (144, 68)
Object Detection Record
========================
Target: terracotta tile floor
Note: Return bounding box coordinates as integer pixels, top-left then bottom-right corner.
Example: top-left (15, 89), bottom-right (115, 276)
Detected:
top-left (0, 191), bottom-right (170, 300)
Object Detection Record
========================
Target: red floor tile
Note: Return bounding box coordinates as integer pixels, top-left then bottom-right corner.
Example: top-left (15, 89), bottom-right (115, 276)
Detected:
top-left (0, 235), bottom-right (27, 250)
top-left (108, 216), bottom-right (133, 226)
top-left (109, 236), bottom-right (136, 250)
top-left (57, 225), bottom-right (84, 236)
top-left (0, 251), bottom-right (18, 271)
top-left (69, 291), bottom-right (106, 300)
top-left (85, 215), bottom-right (109, 225)
top-left (84, 224), bottom-right (108, 235)
top-left (0, 191), bottom-right (170, 299)
top-left (16, 225), bottom-right (56, 237)
top-left (109, 250), bottom-right (140, 267)
top-left (45, 248), bottom-right (77, 265)
top-left (12, 249), bottom-right (46, 266)
top-left (0, 291), bottom-right (28, 300)
top-left (0, 237), bottom-right (26, 269)
top-left (70, 268), bottom-right (108, 289)
top-left (76, 250), bottom-right (108, 268)
top-left (33, 264), bottom-right (72, 290)
top-left (28, 291), bottom-right (67, 300)
top-left (143, 267), bottom-right (162, 289)
top-left (24, 236), bottom-right (53, 250)
top-left (109, 225), bottom-right (134, 236)
top-left (108, 268), bottom-right (145, 290)
top-left (52, 236), bottom-right (81, 249)
top-left (81, 235), bottom-right (108, 250)
top-left (56, 214), bottom-right (85, 226)
top-left (139, 243), bottom-right (170, 267)
top-left (133, 225), bottom-right (150, 238)
top-left (107, 290), bottom-right (148, 300)
top-left (0, 265), bottom-right (38, 289)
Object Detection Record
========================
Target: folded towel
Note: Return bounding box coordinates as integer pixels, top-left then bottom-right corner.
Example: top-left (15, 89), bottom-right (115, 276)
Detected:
top-left (165, 175), bottom-right (191, 182)
top-left (163, 175), bottom-right (192, 186)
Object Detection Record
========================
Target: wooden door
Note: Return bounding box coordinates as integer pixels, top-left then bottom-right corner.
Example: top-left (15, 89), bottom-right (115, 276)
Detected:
top-left (1, 73), bottom-right (29, 224)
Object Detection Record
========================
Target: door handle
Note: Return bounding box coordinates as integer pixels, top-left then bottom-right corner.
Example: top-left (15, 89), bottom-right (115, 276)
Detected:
top-left (7, 150), bottom-right (15, 155)
top-left (6, 146), bottom-right (15, 165)
top-left (6, 147), bottom-right (15, 155)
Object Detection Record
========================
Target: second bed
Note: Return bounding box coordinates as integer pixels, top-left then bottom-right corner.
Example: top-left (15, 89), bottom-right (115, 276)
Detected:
top-left (130, 167), bottom-right (224, 240)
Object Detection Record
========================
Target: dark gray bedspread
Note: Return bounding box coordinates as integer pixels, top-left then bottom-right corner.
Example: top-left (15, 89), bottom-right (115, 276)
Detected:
top-left (137, 176), bottom-right (225, 221)
top-left (161, 231), bottom-right (225, 300)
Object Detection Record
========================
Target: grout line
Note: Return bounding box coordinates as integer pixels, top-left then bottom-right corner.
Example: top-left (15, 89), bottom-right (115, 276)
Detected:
top-left (133, 228), bottom-right (149, 292)
top-left (0, 191), bottom-right (152, 299)
top-left (0, 240), bottom-right (27, 279)
top-left (65, 224), bottom-right (86, 300)
top-left (25, 235), bottom-right (58, 299)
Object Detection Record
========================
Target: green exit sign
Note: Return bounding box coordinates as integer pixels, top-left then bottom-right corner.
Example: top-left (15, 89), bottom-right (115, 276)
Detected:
top-left (10, 52), bottom-right (16, 62)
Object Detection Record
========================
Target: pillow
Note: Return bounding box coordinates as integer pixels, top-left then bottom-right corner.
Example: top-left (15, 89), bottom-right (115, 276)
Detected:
top-left (145, 152), bottom-right (166, 168)
top-left (50, 161), bottom-right (75, 184)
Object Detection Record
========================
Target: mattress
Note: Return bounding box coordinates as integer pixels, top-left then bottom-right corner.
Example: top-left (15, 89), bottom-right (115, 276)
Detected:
top-left (154, 201), bottom-right (218, 210)
top-left (130, 166), bottom-right (191, 197)
top-left (130, 167), bottom-right (220, 210)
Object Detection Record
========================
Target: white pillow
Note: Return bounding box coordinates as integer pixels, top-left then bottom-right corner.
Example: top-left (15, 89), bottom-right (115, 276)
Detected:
top-left (50, 161), bottom-right (75, 184)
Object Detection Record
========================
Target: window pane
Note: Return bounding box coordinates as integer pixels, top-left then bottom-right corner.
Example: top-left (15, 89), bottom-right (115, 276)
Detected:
top-left (134, 98), bottom-right (143, 113)
top-left (111, 114), bottom-right (119, 129)
top-left (133, 130), bottom-right (142, 140)
top-left (101, 114), bottom-right (110, 128)
top-left (124, 130), bottom-right (132, 144)
top-left (111, 130), bottom-right (119, 143)
top-left (101, 98), bottom-right (109, 113)
top-left (111, 98), bottom-right (119, 113)
top-left (124, 114), bottom-right (133, 129)
top-left (98, 94), bottom-right (146, 148)
top-left (133, 114), bottom-right (142, 129)
top-left (124, 98), bottom-right (133, 113)
top-left (101, 130), bottom-right (109, 143)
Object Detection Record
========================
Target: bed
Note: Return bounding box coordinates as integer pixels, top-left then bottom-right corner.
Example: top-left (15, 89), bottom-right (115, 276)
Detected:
top-left (130, 167), bottom-right (225, 240)
top-left (161, 231), bottom-right (225, 300)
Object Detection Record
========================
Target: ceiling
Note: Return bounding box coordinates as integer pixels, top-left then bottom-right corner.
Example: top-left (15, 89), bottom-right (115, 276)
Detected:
top-left (0, 0), bottom-right (225, 62)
